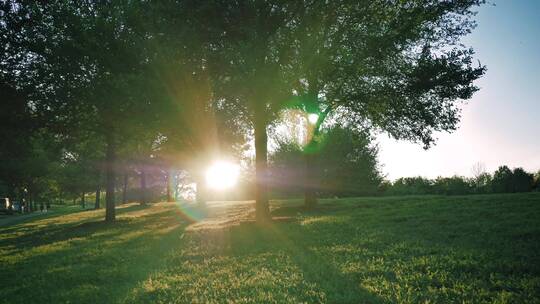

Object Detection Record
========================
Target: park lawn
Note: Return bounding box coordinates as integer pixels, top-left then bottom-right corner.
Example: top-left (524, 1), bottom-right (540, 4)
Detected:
top-left (0, 193), bottom-right (539, 303)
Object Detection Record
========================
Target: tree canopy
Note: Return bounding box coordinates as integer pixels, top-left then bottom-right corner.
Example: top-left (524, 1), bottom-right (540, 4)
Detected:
top-left (1, 0), bottom-right (487, 222)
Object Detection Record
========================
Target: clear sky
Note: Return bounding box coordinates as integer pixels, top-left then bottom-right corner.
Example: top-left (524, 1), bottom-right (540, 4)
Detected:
top-left (377, 0), bottom-right (540, 180)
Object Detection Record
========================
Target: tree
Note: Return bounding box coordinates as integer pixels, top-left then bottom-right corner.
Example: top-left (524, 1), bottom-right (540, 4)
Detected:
top-left (0, 83), bottom-right (36, 201)
top-left (317, 127), bottom-right (382, 197)
top-left (492, 165), bottom-right (513, 193)
top-left (433, 176), bottom-right (472, 195)
top-left (388, 177), bottom-right (433, 196)
top-left (285, 0), bottom-right (486, 207)
top-left (512, 167), bottom-right (534, 193)
top-left (473, 172), bottom-right (492, 194)
top-left (211, 1), bottom-right (299, 220)
top-left (471, 162), bottom-right (489, 192)
top-left (534, 171), bottom-right (540, 191)
top-left (270, 126), bottom-right (382, 198)
top-left (6, 1), bottom-right (171, 221)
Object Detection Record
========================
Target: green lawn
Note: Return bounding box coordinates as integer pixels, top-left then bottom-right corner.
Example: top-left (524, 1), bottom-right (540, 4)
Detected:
top-left (1, 193), bottom-right (539, 303)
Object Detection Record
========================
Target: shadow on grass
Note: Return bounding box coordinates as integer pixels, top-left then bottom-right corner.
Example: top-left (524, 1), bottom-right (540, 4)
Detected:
top-left (115, 203), bottom-right (153, 214)
top-left (228, 221), bottom-right (383, 303)
top-left (0, 204), bottom-right (157, 253)
top-left (0, 205), bottom-right (189, 304)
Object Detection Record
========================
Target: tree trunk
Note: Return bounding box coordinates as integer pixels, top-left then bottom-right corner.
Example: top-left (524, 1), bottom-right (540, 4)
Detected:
top-left (105, 132), bottom-right (116, 222)
top-left (254, 104), bottom-right (270, 222)
top-left (304, 152), bottom-right (318, 208)
top-left (166, 170), bottom-right (172, 202)
top-left (140, 168), bottom-right (147, 205)
top-left (195, 175), bottom-right (205, 205)
top-left (95, 188), bottom-right (100, 209)
top-left (303, 83), bottom-right (321, 208)
top-left (122, 171), bottom-right (128, 204)
top-left (174, 173), bottom-right (179, 201)
top-left (81, 192), bottom-right (85, 209)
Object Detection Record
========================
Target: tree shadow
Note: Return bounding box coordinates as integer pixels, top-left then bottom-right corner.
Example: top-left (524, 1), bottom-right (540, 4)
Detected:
top-left (0, 206), bottom-right (189, 304)
top-left (228, 221), bottom-right (384, 303)
top-left (270, 200), bottom-right (377, 218)
top-left (0, 207), bottom-right (174, 255)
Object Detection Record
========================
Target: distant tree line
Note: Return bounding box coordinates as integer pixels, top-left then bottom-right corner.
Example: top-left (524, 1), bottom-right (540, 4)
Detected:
top-left (382, 166), bottom-right (540, 196)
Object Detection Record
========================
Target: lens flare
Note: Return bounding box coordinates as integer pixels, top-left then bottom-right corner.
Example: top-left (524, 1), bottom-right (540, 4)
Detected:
top-left (206, 161), bottom-right (240, 190)
top-left (308, 113), bottom-right (319, 124)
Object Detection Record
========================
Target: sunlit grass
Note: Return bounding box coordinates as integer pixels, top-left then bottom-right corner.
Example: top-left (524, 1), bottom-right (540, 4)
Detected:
top-left (0, 193), bottom-right (539, 303)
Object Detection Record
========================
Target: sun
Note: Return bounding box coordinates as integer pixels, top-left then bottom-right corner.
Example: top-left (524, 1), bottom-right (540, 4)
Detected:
top-left (307, 113), bottom-right (319, 124)
top-left (205, 161), bottom-right (240, 190)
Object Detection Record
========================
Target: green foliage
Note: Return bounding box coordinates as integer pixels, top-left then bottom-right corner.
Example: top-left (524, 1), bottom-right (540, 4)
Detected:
top-left (2, 0), bottom-right (488, 218)
top-left (492, 165), bottom-right (514, 193)
top-left (385, 166), bottom-right (538, 196)
top-left (1, 193), bottom-right (539, 303)
top-left (534, 171), bottom-right (540, 191)
top-left (270, 126), bottom-right (382, 197)
top-left (492, 166), bottom-right (534, 193)
top-left (472, 172), bottom-right (493, 194)
top-left (317, 127), bottom-right (382, 196)
top-left (387, 177), bottom-right (434, 195)
top-left (432, 176), bottom-right (473, 195)
top-left (286, 0), bottom-right (486, 147)
top-left (512, 168), bottom-right (535, 193)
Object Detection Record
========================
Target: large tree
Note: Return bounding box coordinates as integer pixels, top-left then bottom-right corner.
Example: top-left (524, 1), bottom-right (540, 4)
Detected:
top-left (212, 1), bottom-right (300, 221)
top-left (286, 0), bottom-right (486, 207)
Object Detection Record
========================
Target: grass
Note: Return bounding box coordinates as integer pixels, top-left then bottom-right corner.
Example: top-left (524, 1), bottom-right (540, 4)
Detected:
top-left (0, 193), bottom-right (539, 303)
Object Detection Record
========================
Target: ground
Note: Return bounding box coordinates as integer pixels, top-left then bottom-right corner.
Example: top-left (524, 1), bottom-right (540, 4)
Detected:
top-left (0, 193), bottom-right (539, 303)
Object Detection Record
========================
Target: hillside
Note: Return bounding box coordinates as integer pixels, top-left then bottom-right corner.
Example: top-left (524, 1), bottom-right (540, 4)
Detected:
top-left (1, 193), bottom-right (539, 303)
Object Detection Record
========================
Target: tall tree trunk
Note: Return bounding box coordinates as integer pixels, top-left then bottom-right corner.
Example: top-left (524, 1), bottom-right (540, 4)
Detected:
top-left (140, 168), bottom-right (147, 205)
top-left (122, 171), bottom-right (128, 204)
top-left (105, 132), bottom-right (116, 222)
top-left (304, 152), bottom-right (317, 208)
top-left (303, 83), bottom-right (321, 208)
top-left (174, 173), bottom-right (179, 201)
top-left (28, 192), bottom-right (33, 212)
top-left (95, 188), bottom-right (100, 209)
top-left (81, 192), bottom-right (85, 209)
top-left (254, 104), bottom-right (270, 222)
top-left (166, 170), bottom-right (172, 202)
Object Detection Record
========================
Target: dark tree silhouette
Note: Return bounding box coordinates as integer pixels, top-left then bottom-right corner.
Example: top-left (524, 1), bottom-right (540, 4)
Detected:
top-left (492, 165), bottom-right (514, 193)
top-left (512, 168), bottom-right (534, 193)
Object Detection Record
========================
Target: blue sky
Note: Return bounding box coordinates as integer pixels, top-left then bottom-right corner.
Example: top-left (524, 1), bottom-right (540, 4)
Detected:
top-left (378, 0), bottom-right (540, 180)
